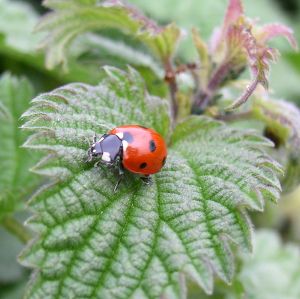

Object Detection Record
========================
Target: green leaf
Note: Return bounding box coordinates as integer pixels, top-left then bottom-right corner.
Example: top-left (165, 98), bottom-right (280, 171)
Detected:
top-left (20, 67), bottom-right (281, 298)
top-left (37, 0), bottom-right (181, 69)
top-left (0, 0), bottom-right (163, 90)
top-left (227, 230), bottom-right (300, 299)
top-left (0, 225), bottom-right (25, 283)
top-left (75, 34), bottom-right (164, 78)
top-left (0, 0), bottom-right (103, 86)
top-left (0, 0), bottom-right (41, 53)
top-left (0, 74), bottom-right (41, 219)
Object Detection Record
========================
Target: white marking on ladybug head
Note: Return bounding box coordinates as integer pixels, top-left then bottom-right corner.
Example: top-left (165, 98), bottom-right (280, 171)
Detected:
top-left (93, 149), bottom-right (96, 153)
top-left (116, 132), bottom-right (124, 139)
top-left (122, 140), bottom-right (129, 151)
top-left (99, 137), bottom-right (104, 142)
top-left (102, 152), bottom-right (111, 162)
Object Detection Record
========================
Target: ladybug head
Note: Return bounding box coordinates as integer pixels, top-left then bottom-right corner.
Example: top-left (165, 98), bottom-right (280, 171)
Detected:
top-left (87, 134), bottom-right (123, 165)
top-left (88, 140), bottom-right (103, 159)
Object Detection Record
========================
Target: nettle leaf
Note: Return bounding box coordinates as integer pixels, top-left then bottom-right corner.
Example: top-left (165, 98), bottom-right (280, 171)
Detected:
top-left (0, 74), bottom-right (41, 219)
top-left (38, 0), bottom-right (181, 69)
top-left (20, 67), bottom-right (282, 298)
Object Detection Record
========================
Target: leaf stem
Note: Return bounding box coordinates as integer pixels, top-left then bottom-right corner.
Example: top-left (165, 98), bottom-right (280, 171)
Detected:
top-left (215, 111), bottom-right (253, 122)
top-left (1, 216), bottom-right (32, 244)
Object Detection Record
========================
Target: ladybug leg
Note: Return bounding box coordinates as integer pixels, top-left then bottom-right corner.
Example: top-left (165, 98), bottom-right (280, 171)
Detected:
top-left (118, 163), bottom-right (125, 176)
top-left (86, 137), bottom-right (93, 162)
top-left (86, 149), bottom-right (93, 162)
top-left (94, 160), bottom-right (102, 168)
top-left (141, 175), bottom-right (152, 185)
top-left (85, 134), bottom-right (97, 162)
top-left (114, 163), bottom-right (124, 192)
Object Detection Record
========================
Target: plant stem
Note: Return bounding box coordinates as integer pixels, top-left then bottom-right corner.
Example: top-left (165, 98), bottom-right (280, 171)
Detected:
top-left (194, 61), bottom-right (231, 111)
top-left (1, 216), bottom-right (32, 244)
top-left (164, 59), bottom-right (178, 125)
top-left (225, 77), bottom-right (259, 111)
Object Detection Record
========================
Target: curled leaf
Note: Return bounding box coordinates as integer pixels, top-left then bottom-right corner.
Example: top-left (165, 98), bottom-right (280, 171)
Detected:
top-left (226, 46), bottom-right (279, 111)
top-left (256, 23), bottom-right (298, 50)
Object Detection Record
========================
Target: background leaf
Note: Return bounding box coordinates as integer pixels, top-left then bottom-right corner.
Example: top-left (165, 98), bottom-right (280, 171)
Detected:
top-left (252, 96), bottom-right (300, 192)
top-left (0, 226), bottom-right (25, 283)
top-left (227, 230), bottom-right (300, 299)
top-left (0, 0), bottom-right (103, 87)
top-left (37, 0), bottom-right (181, 69)
top-left (0, 0), bottom-right (164, 92)
top-left (0, 73), bottom-right (41, 219)
top-left (20, 67), bottom-right (281, 298)
top-left (0, 0), bottom-right (42, 53)
top-left (186, 229), bottom-right (300, 299)
top-left (0, 212), bottom-right (30, 299)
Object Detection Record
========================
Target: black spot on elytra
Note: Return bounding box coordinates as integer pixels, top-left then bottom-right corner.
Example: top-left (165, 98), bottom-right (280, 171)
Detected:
top-left (140, 162), bottom-right (147, 169)
top-left (149, 140), bottom-right (156, 152)
top-left (162, 156), bottom-right (166, 166)
top-left (123, 131), bottom-right (134, 143)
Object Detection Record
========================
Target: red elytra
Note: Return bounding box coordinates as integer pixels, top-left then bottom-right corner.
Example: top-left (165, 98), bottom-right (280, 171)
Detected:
top-left (109, 125), bottom-right (167, 175)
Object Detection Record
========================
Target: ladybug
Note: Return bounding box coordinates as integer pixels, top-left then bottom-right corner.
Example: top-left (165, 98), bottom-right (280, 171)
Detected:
top-left (87, 125), bottom-right (167, 190)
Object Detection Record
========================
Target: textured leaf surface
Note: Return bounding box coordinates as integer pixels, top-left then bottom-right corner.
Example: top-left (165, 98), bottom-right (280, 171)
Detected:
top-left (37, 0), bottom-right (181, 69)
top-left (0, 74), bottom-right (40, 219)
top-left (20, 67), bottom-right (281, 299)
